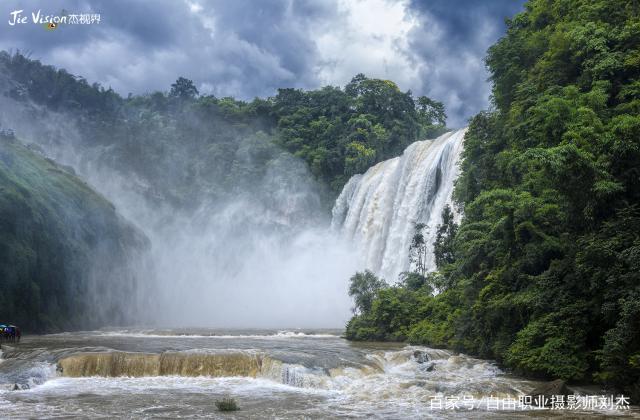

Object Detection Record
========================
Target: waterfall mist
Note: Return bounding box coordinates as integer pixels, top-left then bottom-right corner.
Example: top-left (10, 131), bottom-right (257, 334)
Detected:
top-left (77, 158), bottom-right (359, 328)
top-left (332, 129), bottom-right (466, 282)
top-left (1, 86), bottom-right (465, 328)
top-left (0, 96), bottom-right (358, 328)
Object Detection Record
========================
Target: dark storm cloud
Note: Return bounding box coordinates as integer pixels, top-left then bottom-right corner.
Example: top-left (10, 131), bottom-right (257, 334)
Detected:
top-left (0, 0), bottom-right (333, 97)
top-left (409, 0), bottom-right (525, 50)
top-left (0, 0), bottom-right (525, 126)
top-left (406, 0), bottom-right (526, 126)
top-left (191, 0), bottom-right (335, 97)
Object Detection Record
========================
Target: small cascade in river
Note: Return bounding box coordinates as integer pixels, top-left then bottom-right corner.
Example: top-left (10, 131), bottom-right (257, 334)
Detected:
top-left (331, 129), bottom-right (466, 282)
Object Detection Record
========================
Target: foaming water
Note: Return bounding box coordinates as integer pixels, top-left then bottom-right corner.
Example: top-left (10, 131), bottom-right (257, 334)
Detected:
top-left (81, 329), bottom-right (341, 339)
top-left (332, 129), bottom-right (466, 281)
top-left (0, 330), bottom-right (633, 419)
top-left (58, 351), bottom-right (264, 378)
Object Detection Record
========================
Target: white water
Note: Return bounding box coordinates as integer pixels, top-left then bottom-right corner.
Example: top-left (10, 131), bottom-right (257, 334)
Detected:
top-left (0, 331), bottom-right (535, 418)
top-left (0, 330), bottom-right (629, 419)
top-left (332, 129), bottom-right (466, 282)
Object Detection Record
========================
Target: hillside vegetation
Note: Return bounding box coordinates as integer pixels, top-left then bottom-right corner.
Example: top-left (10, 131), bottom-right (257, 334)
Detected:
top-left (0, 134), bottom-right (146, 331)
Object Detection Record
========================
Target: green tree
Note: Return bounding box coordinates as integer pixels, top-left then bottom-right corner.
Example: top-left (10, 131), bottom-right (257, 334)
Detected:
top-left (348, 270), bottom-right (386, 314)
top-left (417, 96), bottom-right (446, 126)
top-left (344, 141), bottom-right (376, 176)
top-left (408, 223), bottom-right (428, 276)
top-left (169, 77), bottom-right (199, 100)
top-left (433, 205), bottom-right (457, 269)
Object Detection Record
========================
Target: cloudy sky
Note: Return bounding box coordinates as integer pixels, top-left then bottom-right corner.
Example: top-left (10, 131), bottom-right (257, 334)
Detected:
top-left (1, 0), bottom-right (525, 127)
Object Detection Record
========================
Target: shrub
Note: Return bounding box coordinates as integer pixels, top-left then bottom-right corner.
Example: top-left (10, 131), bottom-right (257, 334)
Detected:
top-left (215, 397), bottom-right (239, 412)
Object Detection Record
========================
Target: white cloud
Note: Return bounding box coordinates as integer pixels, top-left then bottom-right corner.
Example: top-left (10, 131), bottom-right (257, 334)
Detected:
top-left (314, 0), bottom-right (420, 91)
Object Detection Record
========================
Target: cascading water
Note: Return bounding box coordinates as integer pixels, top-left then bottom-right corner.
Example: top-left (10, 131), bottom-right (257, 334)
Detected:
top-left (332, 129), bottom-right (466, 282)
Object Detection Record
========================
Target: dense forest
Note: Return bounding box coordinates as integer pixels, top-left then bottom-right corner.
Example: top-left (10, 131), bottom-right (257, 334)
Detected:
top-left (346, 0), bottom-right (640, 400)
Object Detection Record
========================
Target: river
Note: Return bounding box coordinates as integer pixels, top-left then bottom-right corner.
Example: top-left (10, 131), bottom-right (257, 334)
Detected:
top-left (0, 329), bottom-right (635, 418)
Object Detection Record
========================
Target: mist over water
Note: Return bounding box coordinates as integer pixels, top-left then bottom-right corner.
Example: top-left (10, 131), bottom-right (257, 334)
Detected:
top-left (1, 92), bottom-right (466, 327)
top-left (75, 152), bottom-right (359, 328)
top-left (0, 96), bottom-right (358, 328)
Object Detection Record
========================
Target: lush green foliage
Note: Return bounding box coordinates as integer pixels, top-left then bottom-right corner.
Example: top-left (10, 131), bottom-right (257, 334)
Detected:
top-left (347, 270), bottom-right (388, 315)
top-left (0, 136), bottom-right (145, 332)
top-left (346, 280), bottom-right (430, 342)
top-left (433, 205), bottom-right (457, 270)
top-left (346, 0), bottom-right (640, 399)
top-left (275, 74), bottom-right (447, 191)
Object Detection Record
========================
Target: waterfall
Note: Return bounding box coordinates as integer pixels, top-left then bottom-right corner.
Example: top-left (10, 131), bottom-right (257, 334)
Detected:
top-left (57, 351), bottom-right (263, 378)
top-left (331, 128), bottom-right (466, 282)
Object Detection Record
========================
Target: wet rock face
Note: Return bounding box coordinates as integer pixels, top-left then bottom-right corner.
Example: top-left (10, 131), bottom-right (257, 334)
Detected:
top-left (530, 379), bottom-right (569, 404)
top-left (0, 383), bottom-right (29, 392)
top-left (413, 350), bottom-right (430, 364)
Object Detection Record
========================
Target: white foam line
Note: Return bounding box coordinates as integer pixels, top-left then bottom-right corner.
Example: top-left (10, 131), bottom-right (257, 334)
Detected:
top-left (90, 332), bottom-right (340, 339)
top-left (26, 376), bottom-right (338, 397)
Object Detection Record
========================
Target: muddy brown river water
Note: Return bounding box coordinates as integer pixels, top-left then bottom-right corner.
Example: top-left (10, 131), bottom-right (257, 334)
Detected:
top-left (0, 329), bottom-right (636, 418)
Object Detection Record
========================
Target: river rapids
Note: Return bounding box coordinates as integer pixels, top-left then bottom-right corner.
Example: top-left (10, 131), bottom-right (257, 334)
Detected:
top-left (0, 329), bottom-right (634, 419)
